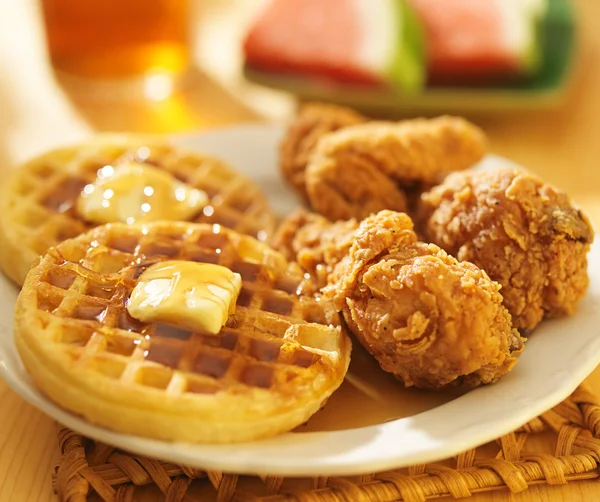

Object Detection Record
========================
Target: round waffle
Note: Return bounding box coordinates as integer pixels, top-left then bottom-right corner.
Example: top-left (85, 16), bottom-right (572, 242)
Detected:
top-left (15, 221), bottom-right (351, 443)
top-left (0, 136), bottom-right (276, 286)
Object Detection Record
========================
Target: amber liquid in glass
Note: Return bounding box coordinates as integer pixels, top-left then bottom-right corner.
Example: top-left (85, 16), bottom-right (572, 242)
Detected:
top-left (41, 0), bottom-right (189, 78)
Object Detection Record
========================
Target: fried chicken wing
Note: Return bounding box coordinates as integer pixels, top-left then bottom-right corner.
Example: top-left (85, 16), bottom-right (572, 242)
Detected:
top-left (420, 168), bottom-right (595, 331)
top-left (280, 103), bottom-right (366, 199)
top-left (305, 116), bottom-right (487, 222)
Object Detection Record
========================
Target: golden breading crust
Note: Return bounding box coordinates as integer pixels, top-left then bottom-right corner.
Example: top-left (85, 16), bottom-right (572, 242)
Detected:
top-left (420, 168), bottom-right (595, 331)
top-left (305, 116), bottom-right (487, 221)
top-left (280, 103), bottom-right (365, 199)
top-left (324, 211), bottom-right (524, 389)
top-left (271, 208), bottom-right (358, 290)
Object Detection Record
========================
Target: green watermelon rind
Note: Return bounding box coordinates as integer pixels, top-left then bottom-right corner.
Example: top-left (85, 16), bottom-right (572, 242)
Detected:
top-left (519, 0), bottom-right (548, 75)
top-left (521, 23), bottom-right (542, 75)
top-left (387, 0), bottom-right (426, 94)
top-left (535, 0), bottom-right (575, 88)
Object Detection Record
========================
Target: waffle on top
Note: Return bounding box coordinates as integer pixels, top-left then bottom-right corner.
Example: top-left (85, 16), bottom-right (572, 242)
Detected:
top-left (15, 221), bottom-right (350, 442)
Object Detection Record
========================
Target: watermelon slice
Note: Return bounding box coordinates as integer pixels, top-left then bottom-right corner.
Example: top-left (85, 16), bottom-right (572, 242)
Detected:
top-left (408, 0), bottom-right (548, 84)
top-left (243, 0), bottom-right (426, 92)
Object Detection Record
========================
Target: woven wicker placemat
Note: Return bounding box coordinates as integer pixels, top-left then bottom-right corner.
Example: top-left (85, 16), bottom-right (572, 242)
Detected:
top-left (53, 384), bottom-right (600, 502)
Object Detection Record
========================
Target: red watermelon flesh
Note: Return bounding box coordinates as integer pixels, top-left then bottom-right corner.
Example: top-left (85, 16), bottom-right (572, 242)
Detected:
top-left (408, 0), bottom-right (535, 84)
top-left (243, 0), bottom-right (383, 85)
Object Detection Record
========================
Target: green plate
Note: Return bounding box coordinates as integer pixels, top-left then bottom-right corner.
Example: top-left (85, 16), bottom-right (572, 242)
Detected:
top-left (244, 0), bottom-right (576, 114)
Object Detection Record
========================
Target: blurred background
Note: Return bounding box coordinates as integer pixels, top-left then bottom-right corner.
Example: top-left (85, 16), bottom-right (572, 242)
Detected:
top-left (0, 0), bottom-right (597, 202)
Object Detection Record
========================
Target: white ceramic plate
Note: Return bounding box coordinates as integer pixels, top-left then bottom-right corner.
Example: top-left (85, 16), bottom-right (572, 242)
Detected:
top-left (1, 124), bottom-right (599, 476)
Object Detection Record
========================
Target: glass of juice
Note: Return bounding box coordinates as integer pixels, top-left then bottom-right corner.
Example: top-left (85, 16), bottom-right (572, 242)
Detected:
top-left (40, 0), bottom-right (190, 79)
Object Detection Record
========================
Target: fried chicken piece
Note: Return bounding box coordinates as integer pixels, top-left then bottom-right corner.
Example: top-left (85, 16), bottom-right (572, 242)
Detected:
top-left (305, 116), bottom-right (487, 222)
top-left (322, 211), bottom-right (523, 389)
top-left (272, 208), bottom-right (358, 289)
top-left (336, 243), bottom-right (523, 389)
top-left (278, 210), bottom-right (523, 389)
top-left (280, 102), bottom-right (366, 199)
top-left (420, 168), bottom-right (595, 331)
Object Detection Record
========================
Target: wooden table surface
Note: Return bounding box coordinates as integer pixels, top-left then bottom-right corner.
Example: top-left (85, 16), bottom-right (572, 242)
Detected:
top-left (1, 0), bottom-right (600, 500)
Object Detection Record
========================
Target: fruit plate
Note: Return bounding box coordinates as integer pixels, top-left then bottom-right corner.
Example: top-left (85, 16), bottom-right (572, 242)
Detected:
top-left (1, 124), bottom-right (599, 476)
top-left (244, 0), bottom-right (576, 114)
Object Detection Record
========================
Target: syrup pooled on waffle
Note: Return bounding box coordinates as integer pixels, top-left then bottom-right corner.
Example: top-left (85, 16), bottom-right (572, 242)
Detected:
top-left (0, 137), bottom-right (275, 285)
top-left (15, 222), bottom-right (350, 443)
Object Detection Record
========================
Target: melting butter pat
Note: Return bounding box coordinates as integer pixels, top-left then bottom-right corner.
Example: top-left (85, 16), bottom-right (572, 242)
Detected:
top-left (77, 162), bottom-right (208, 224)
top-left (127, 261), bottom-right (242, 335)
